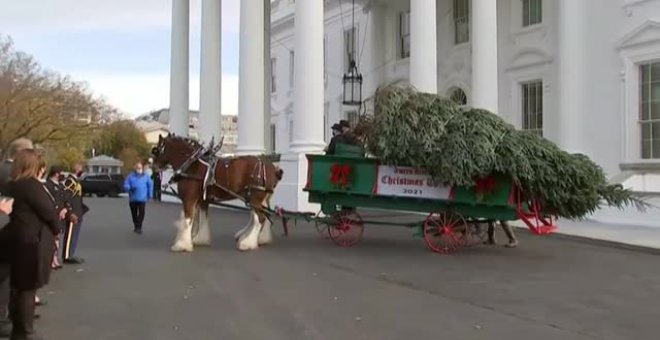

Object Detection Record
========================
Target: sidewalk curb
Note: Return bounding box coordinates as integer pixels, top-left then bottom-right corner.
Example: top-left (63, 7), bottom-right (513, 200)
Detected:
top-left (510, 225), bottom-right (660, 256)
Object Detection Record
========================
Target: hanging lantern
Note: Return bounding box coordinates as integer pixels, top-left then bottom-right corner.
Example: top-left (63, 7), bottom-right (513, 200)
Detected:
top-left (342, 59), bottom-right (363, 106)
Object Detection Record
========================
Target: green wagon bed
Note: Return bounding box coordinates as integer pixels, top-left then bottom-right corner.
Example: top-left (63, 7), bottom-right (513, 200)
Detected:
top-left (302, 144), bottom-right (557, 254)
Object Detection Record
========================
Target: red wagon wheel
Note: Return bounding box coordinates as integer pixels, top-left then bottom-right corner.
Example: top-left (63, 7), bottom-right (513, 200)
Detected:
top-left (327, 210), bottom-right (364, 247)
top-left (423, 211), bottom-right (468, 254)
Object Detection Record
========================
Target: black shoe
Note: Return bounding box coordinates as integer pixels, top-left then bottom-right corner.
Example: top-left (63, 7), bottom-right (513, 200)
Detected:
top-left (63, 257), bottom-right (84, 264)
top-left (133, 229), bottom-right (142, 235)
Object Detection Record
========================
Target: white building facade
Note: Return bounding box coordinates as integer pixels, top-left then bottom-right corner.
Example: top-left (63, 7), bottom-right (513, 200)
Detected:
top-left (169, 0), bottom-right (660, 213)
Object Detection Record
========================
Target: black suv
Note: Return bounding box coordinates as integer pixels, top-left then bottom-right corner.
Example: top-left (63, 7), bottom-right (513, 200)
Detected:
top-left (80, 173), bottom-right (125, 197)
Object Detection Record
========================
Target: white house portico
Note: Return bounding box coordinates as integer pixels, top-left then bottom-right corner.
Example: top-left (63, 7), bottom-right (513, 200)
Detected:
top-left (170, 0), bottom-right (660, 216)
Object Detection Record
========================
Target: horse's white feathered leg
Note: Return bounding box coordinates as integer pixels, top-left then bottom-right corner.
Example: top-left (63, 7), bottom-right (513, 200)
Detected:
top-left (234, 219), bottom-right (250, 241)
top-left (237, 211), bottom-right (261, 251)
top-left (192, 205), bottom-right (211, 246)
top-left (171, 211), bottom-right (194, 252)
top-left (258, 217), bottom-right (273, 245)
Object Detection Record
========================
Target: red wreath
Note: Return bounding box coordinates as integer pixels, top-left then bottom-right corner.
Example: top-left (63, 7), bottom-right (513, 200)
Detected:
top-left (474, 176), bottom-right (496, 197)
top-left (330, 164), bottom-right (352, 188)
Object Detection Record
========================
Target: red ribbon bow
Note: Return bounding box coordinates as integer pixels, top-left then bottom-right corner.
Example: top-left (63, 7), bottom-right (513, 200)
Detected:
top-left (474, 176), bottom-right (496, 195)
top-left (330, 164), bottom-right (351, 188)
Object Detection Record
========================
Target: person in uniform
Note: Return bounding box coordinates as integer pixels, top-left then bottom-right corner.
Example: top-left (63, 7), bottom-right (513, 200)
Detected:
top-left (44, 166), bottom-right (76, 270)
top-left (61, 163), bottom-right (88, 265)
top-left (0, 138), bottom-right (34, 338)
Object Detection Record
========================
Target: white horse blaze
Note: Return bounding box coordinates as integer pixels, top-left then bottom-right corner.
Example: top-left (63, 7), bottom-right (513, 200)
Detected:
top-left (171, 212), bottom-right (194, 252)
top-left (192, 206), bottom-right (212, 246)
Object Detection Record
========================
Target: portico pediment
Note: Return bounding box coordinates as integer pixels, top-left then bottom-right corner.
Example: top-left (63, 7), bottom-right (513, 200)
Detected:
top-left (506, 48), bottom-right (553, 71)
top-left (617, 20), bottom-right (660, 50)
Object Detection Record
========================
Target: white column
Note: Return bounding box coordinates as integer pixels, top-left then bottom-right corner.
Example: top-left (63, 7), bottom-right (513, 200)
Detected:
top-left (236, 0), bottom-right (266, 155)
top-left (169, 0), bottom-right (190, 136)
top-left (557, 0), bottom-right (586, 153)
top-left (289, 0), bottom-right (325, 153)
top-left (271, 0), bottom-right (324, 212)
top-left (471, 0), bottom-right (499, 113)
top-left (410, 0), bottom-right (437, 94)
top-left (198, 0), bottom-right (222, 145)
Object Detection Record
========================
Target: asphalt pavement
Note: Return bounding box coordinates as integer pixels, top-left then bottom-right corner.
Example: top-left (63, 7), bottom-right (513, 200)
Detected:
top-left (36, 197), bottom-right (660, 340)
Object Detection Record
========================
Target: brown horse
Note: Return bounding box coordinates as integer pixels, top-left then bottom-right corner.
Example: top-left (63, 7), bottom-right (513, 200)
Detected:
top-left (152, 134), bottom-right (283, 252)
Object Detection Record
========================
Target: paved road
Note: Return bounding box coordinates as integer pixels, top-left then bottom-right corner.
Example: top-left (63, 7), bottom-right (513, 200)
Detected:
top-left (37, 198), bottom-right (660, 340)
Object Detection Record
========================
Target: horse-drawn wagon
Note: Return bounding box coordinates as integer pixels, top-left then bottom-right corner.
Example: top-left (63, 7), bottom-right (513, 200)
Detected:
top-left (302, 144), bottom-right (557, 254)
top-left (153, 134), bottom-right (557, 255)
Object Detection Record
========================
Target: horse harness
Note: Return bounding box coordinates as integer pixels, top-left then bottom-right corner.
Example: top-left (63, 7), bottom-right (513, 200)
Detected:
top-left (168, 142), bottom-right (272, 208)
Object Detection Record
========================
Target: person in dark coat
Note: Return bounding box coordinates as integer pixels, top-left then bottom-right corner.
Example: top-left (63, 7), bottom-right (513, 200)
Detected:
top-left (44, 166), bottom-right (76, 270)
top-left (152, 170), bottom-right (162, 202)
top-left (325, 120), bottom-right (360, 155)
top-left (61, 163), bottom-right (87, 264)
top-left (3, 149), bottom-right (60, 339)
top-left (0, 138), bottom-right (33, 338)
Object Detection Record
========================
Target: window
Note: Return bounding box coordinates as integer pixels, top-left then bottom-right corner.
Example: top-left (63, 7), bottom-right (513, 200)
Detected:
top-left (323, 35), bottom-right (327, 85)
top-left (346, 110), bottom-right (359, 129)
top-left (449, 88), bottom-right (467, 106)
top-left (639, 61), bottom-right (660, 159)
top-left (270, 124), bottom-right (276, 152)
top-left (399, 11), bottom-right (411, 59)
top-left (523, 0), bottom-right (542, 27)
top-left (344, 27), bottom-right (357, 69)
top-left (289, 50), bottom-right (295, 89)
top-left (270, 58), bottom-right (277, 93)
top-left (453, 0), bottom-right (469, 44)
top-left (521, 80), bottom-right (543, 136)
top-left (324, 102), bottom-right (329, 141)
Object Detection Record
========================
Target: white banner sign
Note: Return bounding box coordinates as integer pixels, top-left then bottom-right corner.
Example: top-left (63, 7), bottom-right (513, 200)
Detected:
top-left (375, 166), bottom-right (452, 200)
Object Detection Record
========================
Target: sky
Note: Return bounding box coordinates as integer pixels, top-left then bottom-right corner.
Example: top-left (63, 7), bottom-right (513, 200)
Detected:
top-left (0, 0), bottom-right (240, 118)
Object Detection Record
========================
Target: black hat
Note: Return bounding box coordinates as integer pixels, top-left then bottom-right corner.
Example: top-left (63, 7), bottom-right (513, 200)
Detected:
top-left (339, 120), bottom-right (350, 129)
top-left (331, 123), bottom-right (342, 131)
top-left (48, 165), bottom-right (64, 178)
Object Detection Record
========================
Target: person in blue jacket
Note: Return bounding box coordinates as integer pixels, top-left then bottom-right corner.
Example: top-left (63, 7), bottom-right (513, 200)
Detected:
top-left (123, 161), bottom-right (153, 234)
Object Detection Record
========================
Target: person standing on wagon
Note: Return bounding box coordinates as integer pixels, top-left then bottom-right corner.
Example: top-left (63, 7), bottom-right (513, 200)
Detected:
top-left (123, 162), bottom-right (153, 234)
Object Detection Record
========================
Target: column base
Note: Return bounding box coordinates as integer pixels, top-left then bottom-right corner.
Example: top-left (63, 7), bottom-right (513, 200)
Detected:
top-left (271, 152), bottom-right (322, 213)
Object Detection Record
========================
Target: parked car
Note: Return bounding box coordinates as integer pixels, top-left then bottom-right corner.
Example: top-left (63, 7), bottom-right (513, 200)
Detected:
top-left (79, 173), bottom-right (125, 197)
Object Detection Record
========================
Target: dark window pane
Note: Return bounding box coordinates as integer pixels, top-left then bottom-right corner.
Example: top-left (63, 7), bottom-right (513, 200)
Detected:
top-left (653, 140), bottom-right (660, 159)
top-left (642, 140), bottom-right (651, 159)
top-left (641, 123), bottom-right (651, 140)
top-left (652, 82), bottom-right (660, 100)
top-left (641, 82), bottom-right (649, 102)
top-left (641, 64), bottom-right (650, 84)
top-left (652, 62), bottom-right (660, 83)
top-left (641, 102), bottom-right (650, 121)
top-left (653, 122), bottom-right (660, 139)
top-left (652, 101), bottom-right (660, 120)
